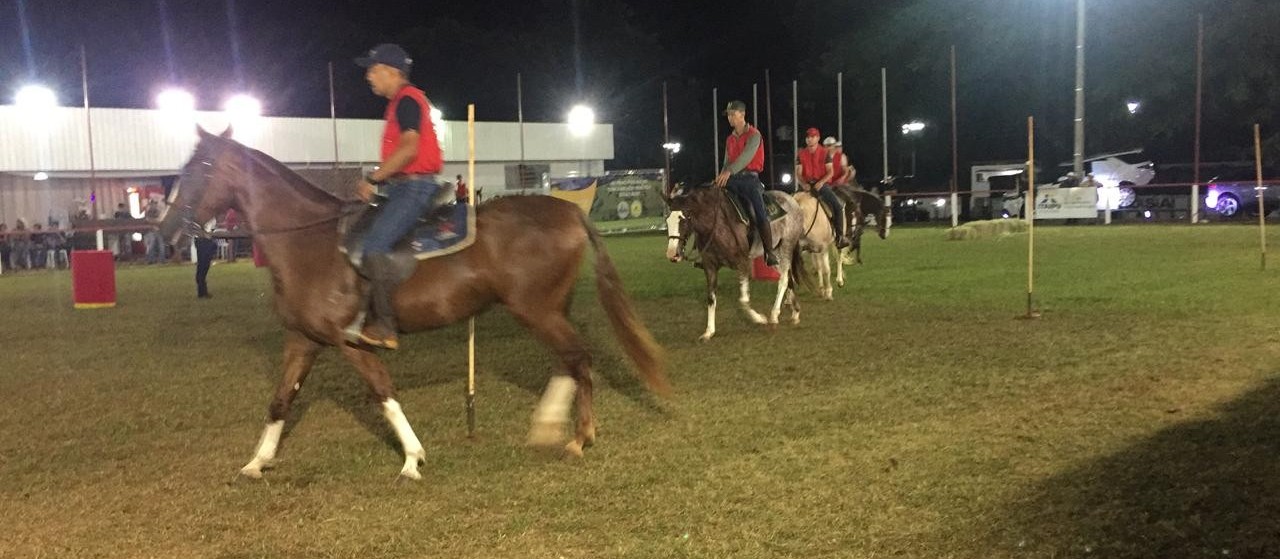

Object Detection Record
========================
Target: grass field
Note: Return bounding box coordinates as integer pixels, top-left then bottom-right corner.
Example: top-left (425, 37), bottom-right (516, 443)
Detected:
top-left (4, 224), bottom-right (1280, 558)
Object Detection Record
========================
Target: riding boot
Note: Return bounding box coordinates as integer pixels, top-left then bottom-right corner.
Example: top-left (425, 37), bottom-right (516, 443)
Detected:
top-left (359, 254), bottom-right (401, 350)
top-left (833, 215), bottom-right (850, 249)
top-left (758, 220), bottom-right (779, 267)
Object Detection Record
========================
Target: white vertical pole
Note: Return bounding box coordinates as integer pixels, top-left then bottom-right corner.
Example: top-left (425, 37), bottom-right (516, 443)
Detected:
top-left (82, 45), bottom-right (98, 220)
top-left (712, 88), bottom-right (720, 176)
top-left (517, 73), bottom-right (525, 163)
top-left (791, 80), bottom-right (798, 158)
top-left (752, 83), bottom-right (758, 127)
top-left (1026, 116), bottom-right (1037, 318)
top-left (950, 45), bottom-right (959, 228)
top-left (881, 68), bottom-right (892, 234)
top-left (881, 68), bottom-right (889, 181)
top-left (329, 61), bottom-right (339, 168)
top-left (96, 229), bottom-right (104, 251)
top-left (837, 72), bottom-right (843, 143)
top-left (1072, 0), bottom-right (1086, 175)
top-left (1191, 14), bottom-right (1204, 224)
top-left (1256, 124), bottom-right (1266, 271)
top-left (1105, 200), bottom-right (1112, 224)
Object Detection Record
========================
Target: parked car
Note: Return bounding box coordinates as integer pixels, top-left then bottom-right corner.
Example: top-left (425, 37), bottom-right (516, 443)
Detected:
top-left (1205, 175), bottom-right (1280, 218)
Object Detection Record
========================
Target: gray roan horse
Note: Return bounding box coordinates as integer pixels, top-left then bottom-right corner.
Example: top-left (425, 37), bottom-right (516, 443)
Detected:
top-left (663, 183), bottom-right (808, 341)
top-left (160, 128), bottom-right (670, 480)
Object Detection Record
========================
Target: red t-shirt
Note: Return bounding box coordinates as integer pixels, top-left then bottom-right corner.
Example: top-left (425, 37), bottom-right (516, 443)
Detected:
top-left (455, 180), bottom-right (468, 199)
top-left (829, 149), bottom-right (849, 185)
top-left (724, 125), bottom-right (765, 173)
top-left (797, 146), bottom-right (829, 183)
top-left (381, 85), bottom-right (443, 175)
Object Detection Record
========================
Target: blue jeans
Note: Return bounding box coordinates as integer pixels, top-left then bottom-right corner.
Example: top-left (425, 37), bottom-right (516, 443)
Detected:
top-left (363, 176), bottom-right (440, 255)
top-left (813, 184), bottom-right (845, 236)
top-left (725, 172), bottom-right (769, 231)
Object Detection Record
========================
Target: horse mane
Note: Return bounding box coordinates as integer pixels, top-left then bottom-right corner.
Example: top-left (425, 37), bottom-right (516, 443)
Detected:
top-left (208, 135), bottom-right (354, 206)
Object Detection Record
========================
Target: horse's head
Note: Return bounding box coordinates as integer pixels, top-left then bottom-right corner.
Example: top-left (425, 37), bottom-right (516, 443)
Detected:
top-left (664, 210), bottom-right (689, 262)
top-left (159, 126), bottom-right (240, 245)
top-left (662, 183), bottom-right (721, 263)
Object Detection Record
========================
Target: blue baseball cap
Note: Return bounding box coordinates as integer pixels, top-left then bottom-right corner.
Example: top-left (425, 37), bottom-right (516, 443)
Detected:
top-left (355, 43), bottom-right (413, 74)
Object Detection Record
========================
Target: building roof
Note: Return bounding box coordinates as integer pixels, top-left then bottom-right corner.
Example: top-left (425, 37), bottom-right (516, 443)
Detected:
top-left (0, 106), bottom-right (612, 174)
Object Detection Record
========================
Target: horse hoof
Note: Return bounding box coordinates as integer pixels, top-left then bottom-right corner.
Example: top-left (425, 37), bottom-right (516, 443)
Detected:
top-left (698, 333), bottom-right (714, 343)
top-left (564, 440), bottom-right (585, 459)
top-left (837, 279), bottom-right (845, 288)
top-left (238, 467), bottom-right (264, 480)
top-left (791, 316), bottom-right (801, 325)
top-left (398, 469), bottom-right (423, 482)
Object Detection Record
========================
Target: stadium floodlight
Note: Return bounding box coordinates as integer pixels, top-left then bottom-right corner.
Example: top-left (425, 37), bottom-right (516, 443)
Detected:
top-left (429, 106), bottom-right (446, 142)
top-left (156, 88), bottom-right (196, 113)
top-left (900, 121), bottom-right (925, 135)
top-left (15, 84), bottom-right (57, 110)
top-left (567, 104), bottom-right (595, 137)
top-left (780, 172), bottom-right (793, 185)
top-left (1126, 100), bottom-right (1141, 115)
top-left (33, 171), bottom-right (49, 181)
top-left (662, 142), bottom-right (681, 154)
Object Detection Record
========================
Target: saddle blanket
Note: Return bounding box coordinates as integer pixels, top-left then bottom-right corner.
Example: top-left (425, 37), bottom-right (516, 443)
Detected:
top-left (344, 200), bottom-right (476, 268)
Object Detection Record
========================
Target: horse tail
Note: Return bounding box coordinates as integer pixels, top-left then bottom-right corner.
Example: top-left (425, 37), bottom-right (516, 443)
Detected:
top-left (580, 214), bottom-right (672, 397)
top-left (788, 234), bottom-right (815, 294)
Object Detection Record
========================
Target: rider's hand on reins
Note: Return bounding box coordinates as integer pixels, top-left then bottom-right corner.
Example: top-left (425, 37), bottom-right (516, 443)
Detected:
top-left (357, 180), bottom-right (376, 202)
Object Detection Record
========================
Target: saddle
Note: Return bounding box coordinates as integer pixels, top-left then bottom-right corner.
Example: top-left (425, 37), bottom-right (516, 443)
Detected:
top-left (342, 182), bottom-right (477, 273)
top-left (727, 191), bottom-right (787, 225)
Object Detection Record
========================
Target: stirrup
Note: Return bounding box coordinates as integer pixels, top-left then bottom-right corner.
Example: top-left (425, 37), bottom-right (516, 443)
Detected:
top-left (357, 330), bottom-right (400, 350)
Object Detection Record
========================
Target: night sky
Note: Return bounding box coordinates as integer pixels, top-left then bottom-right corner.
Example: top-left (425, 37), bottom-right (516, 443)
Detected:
top-left (2, 0), bottom-right (1274, 187)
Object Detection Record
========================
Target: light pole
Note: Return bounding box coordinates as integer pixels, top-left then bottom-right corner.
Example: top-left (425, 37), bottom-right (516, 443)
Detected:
top-left (901, 121), bottom-right (925, 177)
top-left (1072, 0), bottom-right (1086, 175)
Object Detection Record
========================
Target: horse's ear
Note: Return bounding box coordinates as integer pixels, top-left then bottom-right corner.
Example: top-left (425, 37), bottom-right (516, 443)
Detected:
top-left (219, 126), bottom-right (234, 139)
top-left (196, 125), bottom-right (212, 139)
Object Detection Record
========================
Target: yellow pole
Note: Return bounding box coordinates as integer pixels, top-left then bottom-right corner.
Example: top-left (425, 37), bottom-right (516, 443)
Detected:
top-left (466, 104), bottom-right (477, 437)
top-left (1026, 116), bottom-right (1038, 318)
top-left (1256, 124), bottom-right (1266, 271)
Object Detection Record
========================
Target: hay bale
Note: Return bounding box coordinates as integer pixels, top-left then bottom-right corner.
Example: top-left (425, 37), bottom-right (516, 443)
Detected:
top-left (946, 218), bottom-right (1029, 241)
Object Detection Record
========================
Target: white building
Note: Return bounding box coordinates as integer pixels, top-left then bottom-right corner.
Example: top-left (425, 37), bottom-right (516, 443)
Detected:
top-left (0, 105), bottom-right (612, 226)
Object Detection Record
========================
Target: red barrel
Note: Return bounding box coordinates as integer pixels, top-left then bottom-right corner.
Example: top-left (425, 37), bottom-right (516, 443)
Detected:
top-left (252, 241), bottom-right (268, 268)
top-left (71, 250), bottom-right (117, 309)
top-left (751, 256), bottom-right (780, 282)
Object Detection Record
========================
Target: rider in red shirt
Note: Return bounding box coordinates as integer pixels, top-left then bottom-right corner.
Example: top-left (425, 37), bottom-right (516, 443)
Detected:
top-left (714, 100), bottom-right (778, 266)
top-left (795, 129), bottom-right (847, 246)
top-left (352, 43), bottom-right (445, 349)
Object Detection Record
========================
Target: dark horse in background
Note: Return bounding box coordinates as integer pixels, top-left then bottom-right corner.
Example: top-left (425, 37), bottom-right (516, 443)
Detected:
top-left (663, 183), bottom-right (809, 341)
top-left (160, 128), bottom-right (669, 480)
top-left (833, 186), bottom-right (889, 266)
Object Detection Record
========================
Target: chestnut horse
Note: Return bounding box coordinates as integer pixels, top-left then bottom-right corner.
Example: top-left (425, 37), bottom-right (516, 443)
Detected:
top-left (160, 128), bottom-right (669, 480)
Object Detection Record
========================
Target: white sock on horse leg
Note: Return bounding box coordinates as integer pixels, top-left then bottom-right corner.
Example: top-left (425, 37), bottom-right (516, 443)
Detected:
top-left (533, 376), bottom-right (577, 426)
top-left (382, 399), bottom-right (425, 465)
top-left (241, 420), bottom-right (284, 477)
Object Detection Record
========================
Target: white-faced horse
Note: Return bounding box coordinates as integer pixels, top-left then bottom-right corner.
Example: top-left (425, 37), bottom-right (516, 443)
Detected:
top-left (664, 184), bottom-right (809, 341)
